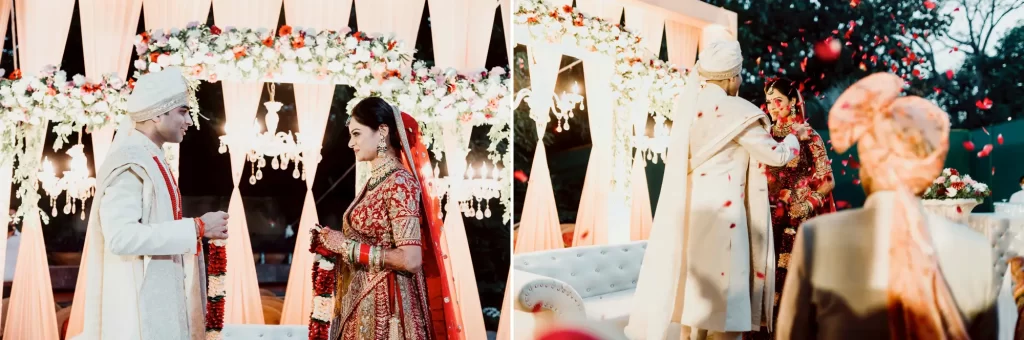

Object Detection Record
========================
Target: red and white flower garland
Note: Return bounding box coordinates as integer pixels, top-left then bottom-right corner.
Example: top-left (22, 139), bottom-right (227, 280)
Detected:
top-left (206, 240), bottom-right (228, 340)
top-left (308, 224), bottom-right (339, 340)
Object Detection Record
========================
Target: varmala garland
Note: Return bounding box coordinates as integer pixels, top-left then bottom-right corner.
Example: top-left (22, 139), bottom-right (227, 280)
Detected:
top-left (308, 224), bottom-right (341, 340)
top-left (202, 216), bottom-right (228, 340)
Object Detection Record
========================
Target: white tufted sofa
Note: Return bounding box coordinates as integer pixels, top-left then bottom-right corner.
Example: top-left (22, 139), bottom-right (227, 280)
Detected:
top-left (221, 324), bottom-right (308, 340)
top-left (512, 241), bottom-right (647, 337)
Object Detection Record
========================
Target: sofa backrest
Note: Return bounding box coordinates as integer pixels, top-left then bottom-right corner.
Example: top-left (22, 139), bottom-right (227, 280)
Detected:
top-left (514, 241), bottom-right (647, 299)
top-left (221, 324), bottom-right (308, 340)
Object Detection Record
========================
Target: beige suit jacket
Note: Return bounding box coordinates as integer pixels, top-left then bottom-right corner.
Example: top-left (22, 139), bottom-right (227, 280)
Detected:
top-left (776, 191), bottom-right (1014, 340)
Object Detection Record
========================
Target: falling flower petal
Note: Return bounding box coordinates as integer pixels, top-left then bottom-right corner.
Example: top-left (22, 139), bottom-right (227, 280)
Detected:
top-left (730, 223), bottom-right (736, 229)
top-left (977, 144), bottom-right (993, 158)
top-left (946, 70), bottom-right (954, 79)
top-left (963, 141), bottom-right (975, 151)
top-left (976, 98), bottom-right (993, 110)
top-left (724, 200), bottom-right (733, 208)
top-left (998, 134), bottom-right (1004, 145)
top-left (514, 170), bottom-right (528, 183)
top-left (756, 272), bottom-right (765, 279)
top-left (924, 0), bottom-right (937, 10)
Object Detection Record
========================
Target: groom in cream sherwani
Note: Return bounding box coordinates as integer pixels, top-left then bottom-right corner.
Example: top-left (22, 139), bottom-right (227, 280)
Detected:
top-left (625, 34), bottom-right (806, 340)
top-left (76, 67), bottom-right (230, 340)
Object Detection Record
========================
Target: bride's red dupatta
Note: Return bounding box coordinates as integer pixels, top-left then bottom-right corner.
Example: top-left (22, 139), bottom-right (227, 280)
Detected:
top-left (395, 111), bottom-right (463, 340)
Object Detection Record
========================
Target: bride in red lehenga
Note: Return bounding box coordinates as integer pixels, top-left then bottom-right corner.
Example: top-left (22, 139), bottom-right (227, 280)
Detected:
top-left (749, 78), bottom-right (837, 338)
top-left (317, 97), bottom-right (461, 340)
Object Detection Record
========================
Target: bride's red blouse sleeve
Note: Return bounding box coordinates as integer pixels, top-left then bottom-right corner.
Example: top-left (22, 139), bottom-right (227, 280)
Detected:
top-left (388, 171), bottom-right (423, 247)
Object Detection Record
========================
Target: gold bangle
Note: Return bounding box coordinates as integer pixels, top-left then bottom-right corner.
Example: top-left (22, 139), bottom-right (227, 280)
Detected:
top-left (377, 246), bottom-right (385, 271)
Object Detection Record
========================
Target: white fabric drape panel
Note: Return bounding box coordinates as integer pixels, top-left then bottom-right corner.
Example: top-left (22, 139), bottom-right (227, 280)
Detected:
top-left (514, 46), bottom-right (562, 253)
top-left (68, 1), bottom-right (144, 336)
top-left (220, 81), bottom-right (266, 324)
top-left (280, 83), bottom-right (335, 325)
top-left (665, 21), bottom-right (701, 69)
top-left (284, 0), bottom-right (352, 31)
top-left (571, 57), bottom-right (614, 247)
top-left (629, 152), bottom-right (653, 240)
top-left (623, 4), bottom-right (665, 58)
top-left (354, 0), bottom-right (424, 45)
top-left (426, 0), bottom-right (494, 71)
top-left (212, 0), bottom-right (283, 325)
top-left (143, 0), bottom-right (211, 30)
top-left (212, 0), bottom-right (282, 29)
top-left (5, 1), bottom-right (76, 339)
top-left (575, 0), bottom-right (624, 23)
top-left (0, 0), bottom-right (20, 332)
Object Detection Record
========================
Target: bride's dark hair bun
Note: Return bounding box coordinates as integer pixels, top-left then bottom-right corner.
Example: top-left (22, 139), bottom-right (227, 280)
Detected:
top-left (348, 97), bottom-right (402, 150)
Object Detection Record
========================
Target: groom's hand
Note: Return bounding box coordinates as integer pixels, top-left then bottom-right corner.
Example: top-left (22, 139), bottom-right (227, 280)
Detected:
top-left (201, 211), bottom-right (230, 240)
top-left (791, 122), bottom-right (813, 141)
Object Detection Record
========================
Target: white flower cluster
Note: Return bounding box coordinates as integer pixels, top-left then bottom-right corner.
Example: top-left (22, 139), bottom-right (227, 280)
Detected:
top-left (515, 0), bottom-right (687, 193)
top-left (311, 295), bottom-right (334, 322)
top-left (207, 275), bottom-right (227, 298)
top-left (923, 168), bottom-right (992, 200)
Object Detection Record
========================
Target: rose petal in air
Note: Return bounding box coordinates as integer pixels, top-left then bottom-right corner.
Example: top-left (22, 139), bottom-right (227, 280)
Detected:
top-left (724, 200), bottom-right (733, 208)
top-left (998, 134), bottom-right (1004, 145)
top-left (963, 141), bottom-right (975, 151)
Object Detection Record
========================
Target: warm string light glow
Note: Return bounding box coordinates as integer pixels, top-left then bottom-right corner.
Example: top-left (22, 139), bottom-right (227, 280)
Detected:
top-left (218, 84), bottom-right (318, 185)
top-left (37, 144), bottom-right (96, 219)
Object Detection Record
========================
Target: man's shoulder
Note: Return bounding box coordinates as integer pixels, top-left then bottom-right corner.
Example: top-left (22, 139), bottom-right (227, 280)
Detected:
top-left (712, 96), bottom-right (769, 123)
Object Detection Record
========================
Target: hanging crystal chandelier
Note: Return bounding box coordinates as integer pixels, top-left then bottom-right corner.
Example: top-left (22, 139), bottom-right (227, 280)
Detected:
top-left (512, 82), bottom-right (584, 133)
top-left (424, 162), bottom-right (504, 220)
top-left (218, 83), bottom-right (313, 185)
top-left (38, 144), bottom-right (96, 219)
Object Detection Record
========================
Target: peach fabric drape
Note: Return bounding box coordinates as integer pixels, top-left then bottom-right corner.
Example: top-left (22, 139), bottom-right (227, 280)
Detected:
top-left (278, 0), bottom-right (348, 326)
top-left (354, 0), bottom-right (423, 45)
top-left (426, 0), bottom-right (495, 72)
top-left (4, 1), bottom-right (76, 339)
top-left (142, 0), bottom-right (212, 183)
top-left (0, 0), bottom-right (13, 328)
top-left (623, 4), bottom-right (664, 58)
top-left (575, 0), bottom-right (624, 23)
top-left (514, 46), bottom-right (562, 253)
top-left (212, 0), bottom-right (285, 324)
top-left (572, 57), bottom-right (615, 247)
top-left (427, 2), bottom-right (500, 338)
top-left (665, 21), bottom-right (700, 69)
top-left (218, 81), bottom-right (266, 324)
top-left (66, 1), bottom-right (143, 337)
top-left (495, 268), bottom-right (512, 340)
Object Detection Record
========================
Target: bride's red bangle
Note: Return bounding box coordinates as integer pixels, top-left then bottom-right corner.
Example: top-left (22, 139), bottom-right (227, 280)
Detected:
top-left (358, 243), bottom-right (371, 266)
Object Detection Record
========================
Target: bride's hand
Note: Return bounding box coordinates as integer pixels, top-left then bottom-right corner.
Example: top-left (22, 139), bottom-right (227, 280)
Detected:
top-left (319, 228), bottom-right (347, 254)
top-left (791, 122), bottom-right (813, 141)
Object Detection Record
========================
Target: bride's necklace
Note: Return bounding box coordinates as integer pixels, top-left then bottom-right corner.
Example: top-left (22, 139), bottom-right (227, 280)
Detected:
top-left (367, 155), bottom-right (401, 190)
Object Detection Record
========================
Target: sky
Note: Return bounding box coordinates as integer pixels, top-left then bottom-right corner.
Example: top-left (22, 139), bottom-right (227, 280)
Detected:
top-left (931, 3), bottom-right (1024, 71)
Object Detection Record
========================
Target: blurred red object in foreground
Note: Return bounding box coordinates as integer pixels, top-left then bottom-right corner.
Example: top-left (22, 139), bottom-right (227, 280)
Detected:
top-left (536, 327), bottom-right (603, 340)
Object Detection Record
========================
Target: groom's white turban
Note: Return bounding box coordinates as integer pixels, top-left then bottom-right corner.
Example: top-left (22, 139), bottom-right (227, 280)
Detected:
top-left (696, 39), bottom-right (743, 80)
top-left (126, 66), bottom-right (198, 122)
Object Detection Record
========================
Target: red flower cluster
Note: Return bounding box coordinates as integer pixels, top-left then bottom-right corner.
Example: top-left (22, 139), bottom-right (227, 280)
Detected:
top-left (207, 244), bottom-right (227, 276)
top-left (313, 267), bottom-right (336, 296)
top-left (309, 322), bottom-right (330, 340)
top-left (205, 243), bottom-right (227, 333)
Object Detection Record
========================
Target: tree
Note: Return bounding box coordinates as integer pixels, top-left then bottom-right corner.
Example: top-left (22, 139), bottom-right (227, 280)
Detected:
top-left (936, 0), bottom-right (1024, 127)
top-left (702, 0), bottom-right (954, 129)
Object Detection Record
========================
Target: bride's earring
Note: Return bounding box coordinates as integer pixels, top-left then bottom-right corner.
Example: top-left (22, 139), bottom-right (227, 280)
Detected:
top-left (377, 136), bottom-right (387, 157)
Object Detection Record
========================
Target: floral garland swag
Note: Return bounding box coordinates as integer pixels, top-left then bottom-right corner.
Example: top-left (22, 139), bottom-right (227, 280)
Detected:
top-left (206, 240), bottom-right (228, 340)
top-left (308, 224), bottom-right (339, 340)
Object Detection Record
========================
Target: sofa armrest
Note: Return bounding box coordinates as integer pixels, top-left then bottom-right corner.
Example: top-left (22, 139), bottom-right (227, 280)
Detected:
top-left (221, 324), bottom-right (308, 340)
top-left (513, 269), bottom-right (586, 318)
